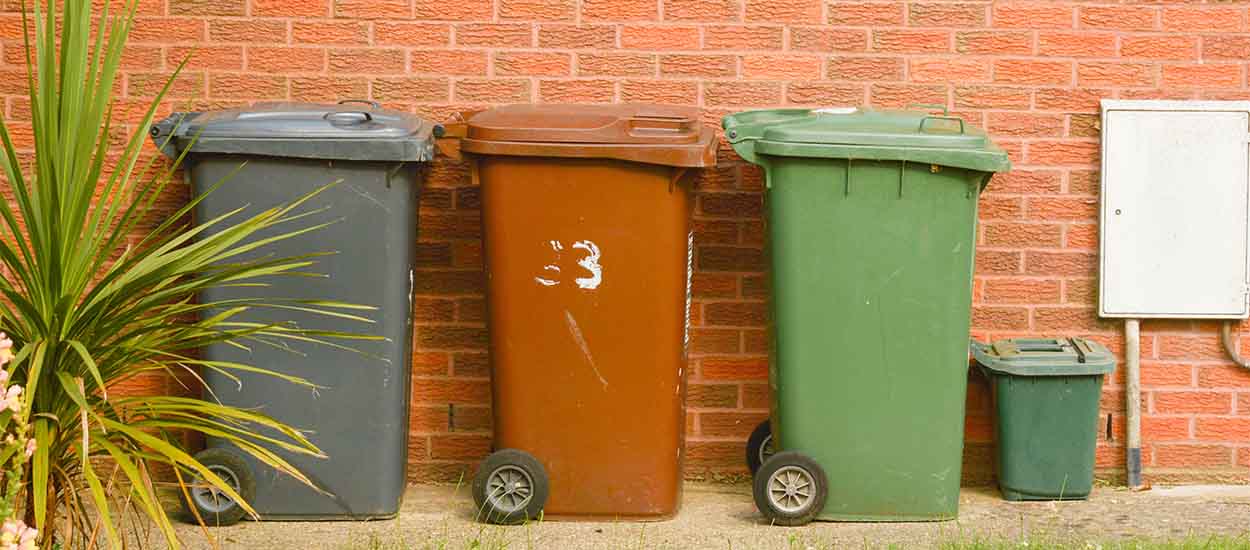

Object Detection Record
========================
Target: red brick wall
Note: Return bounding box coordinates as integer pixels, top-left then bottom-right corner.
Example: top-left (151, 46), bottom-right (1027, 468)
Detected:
top-left (17, 0), bottom-right (1250, 485)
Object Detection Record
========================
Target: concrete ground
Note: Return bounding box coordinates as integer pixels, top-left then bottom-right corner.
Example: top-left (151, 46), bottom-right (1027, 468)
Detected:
top-left (168, 483), bottom-right (1250, 549)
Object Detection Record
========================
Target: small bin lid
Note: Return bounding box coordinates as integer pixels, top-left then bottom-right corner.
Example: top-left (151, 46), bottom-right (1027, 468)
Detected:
top-left (971, 338), bottom-right (1116, 377)
top-left (455, 103), bottom-right (717, 167)
top-left (722, 107), bottom-right (1010, 173)
top-left (152, 101), bottom-right (441, 162)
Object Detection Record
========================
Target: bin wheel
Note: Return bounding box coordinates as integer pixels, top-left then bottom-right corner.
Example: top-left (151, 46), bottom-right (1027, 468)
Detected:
top-left (181, 448), bottom-right (255, 526)
top-left (473, 449), bottom-right (548, 525)
top-left (753, 451), bottom-right (827, 526)
top-left (746, 420), bottom-right (776, 476)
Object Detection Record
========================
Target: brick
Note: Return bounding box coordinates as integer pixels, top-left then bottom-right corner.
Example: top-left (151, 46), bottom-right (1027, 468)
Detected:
top-left (701, 356), bottom-right (765, 380)
top-left (376, 23), bottom-right (452, 47)
top-left (1155, 445), bottom-right (1232, 468)
top-left (414, 0), bottom-right (491, 20)
top-left (972, 306), bottom-right (1028, 330)
top-left (131, 18), bottom-right (205, 43)
top-left (168, 46), bottom-right (243, 71)
top-left (828, 56), bottom-right (903, 81)
top-left (664, 0), bottom-right (740, 22)
top-left (1241, 394), bottom-right (1250, 415)
top-left (955, 31), bottom-right (1031, 55)
top-left (1143, 417), bottom-right (1192, 442)
top-left (1199, 365), bottom-right (1250, 389)
top-left (994, 59), bottom-right (1072, 86)
top-left (1037, 32), bottom-right (1115, 58)
top-left (1027, 141), bottom-right (1098, 166)
top-left (1155, 391), bottom-right (1232, 415)
top-left (1077, 63), bottom-right (1155, 88)
top-left (538, 25), bottom-right (616, 49)
top-left (987, 112), bottom-right (1063, 138)
top-left (621, 25), bottom-right (700, 50)
top-left (993, 3), bottom-right (1072, 29)
top-left (1080, 6), bottom-right (1156, 32)
top-left (979, 196), bottom-right (1022, 220)
top-left (1026, 197), bottom-right (1097, 222)
top-left (410, 50), bottom-right (488, 75)
top-left (788, 27), bottom-right (866, 53)
top-left (1064, 278), bottom-right (1096, 305)
top-left (209, 20), bottom-right (288, 44)
top-left (1163, 8), bottom-right (1242, 33)
top-left (1121, 35), bottom-right (1197, 61)
top-left (828, 2), bottom-right (903, 26)
top-left (908, 3), bottom-right (985, 28)
top-left (292, 22), bottom-right (369, 45)
top-left (1032, 307), bottom-right (1106, 331)
top-left (660, 54), bottom-right (736, 78)
top-left (870, 83), bottom-right (945, 109)
top-left (982, 279), bottom-right (1061, 304)
top-left (873, 29), bottom-right (949, 53)
top-left (417, 326), bottom-right (487, 350)
top-left (704, 81), bottom-right (782, 107)
top-left (291, 76), bottom-right (366, 102)
top-left (452, 353), bottom-right (489, 377)
top-left (1025, 251), bottom-right (1095, 276)
top-left (984, 223), bottom-right (1062, 248)
top-left (577, 53), bottom-right (656, 77)
top-left (1034, 88), bottom-right (1105, 113)
top-left (1141, 363), bottom-right (1195, 388)
top-left (704, 301), bottom-right (765, 326)
top-left (1196, 418), bottom-right (1250, 441)
top-left (620, 79), bottom-right (699, 103)
top-left (1163, 64), bottom-right (1242, 89)
top-left (247, 47), bottom-right (326, 73)
top-left (494, 52), bottom-right (572, 77)
top-left (744, 0), bottom-right (820, 24)
top-left (371, 77), bottom-right (450, 103)
top-left (454, 78), bottom-right (533, 103)
top-left (1064, 224), bottom-right (1098, 250)
top-left (954, 86), bottom-right (1030, 110)
top-left (742, 55), bottom-right (820, 80)
top-left (252, 0), bottom-right (329, 16)
top-left (701, 192), bottom-right (760, 217)
top-left (209, 73), bottom-right (283, 99)
top-left (500, 0), bottom-right (575, 21)
top-left (582, 0), bottom-right (658, 21)
top-left (1203, 36), bottom-right (1250, 61)
top-left (699, 246), bottom-right (763, 272)
top-left (538, 79), bottom-right (615, 103)
top-left (334, 0), bottom-right (410, 19)
top-left (456, 23), bottom-right (534, 48)
top-left (785, 82), bottom-right (864, 105)
top-left (987, 170), bottom-right (1061, 194)
top-left (688, 383), bottom-right (739, 408)
top-left (909, 58), bottom-right (989, 84)
top-left (1159, 335), bottom-right (1225, 362)
top-left (701, 412), bottom-right (768, 437)
top-left (430, 435), bottom-right (491, 460)
top-left (169, 0), bottom-right (244, 16)
top-left (329, 48), bottom-right (406, 75)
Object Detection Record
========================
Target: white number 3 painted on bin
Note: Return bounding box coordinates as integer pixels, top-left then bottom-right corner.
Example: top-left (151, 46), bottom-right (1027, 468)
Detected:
top-left (534, 239), bottom-right (602, 290)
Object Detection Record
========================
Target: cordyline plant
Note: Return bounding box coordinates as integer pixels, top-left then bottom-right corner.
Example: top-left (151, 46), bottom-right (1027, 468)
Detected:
top-left (0, 0), bottom-right (376, 548)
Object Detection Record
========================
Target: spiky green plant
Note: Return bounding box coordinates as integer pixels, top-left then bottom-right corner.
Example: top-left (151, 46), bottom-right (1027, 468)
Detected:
top-left (0, 0), bottom-right (375, 547)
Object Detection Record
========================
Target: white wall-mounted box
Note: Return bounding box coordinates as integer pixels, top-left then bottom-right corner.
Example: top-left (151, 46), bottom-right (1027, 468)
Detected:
top-left (1100, 100), bottom-right (1250, 319)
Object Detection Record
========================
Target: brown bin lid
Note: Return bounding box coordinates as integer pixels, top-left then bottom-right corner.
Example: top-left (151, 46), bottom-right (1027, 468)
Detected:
top-left (457, 104), bottom-right (717, 167)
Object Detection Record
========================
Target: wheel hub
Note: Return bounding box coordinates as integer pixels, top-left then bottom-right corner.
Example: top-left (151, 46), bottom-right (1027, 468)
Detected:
top-left (486, 465), bottom-right (534, 514)
top-left (767, 465), bottom-right (814, 514)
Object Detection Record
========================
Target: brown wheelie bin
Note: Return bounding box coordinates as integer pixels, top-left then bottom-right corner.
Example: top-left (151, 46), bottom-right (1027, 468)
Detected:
top-left (440, 104), bottom-right (717, 524)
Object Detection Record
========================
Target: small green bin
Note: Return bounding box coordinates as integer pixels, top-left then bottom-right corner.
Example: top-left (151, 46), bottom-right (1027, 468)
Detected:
top-left (971, 338), bottom-right (1116, 501)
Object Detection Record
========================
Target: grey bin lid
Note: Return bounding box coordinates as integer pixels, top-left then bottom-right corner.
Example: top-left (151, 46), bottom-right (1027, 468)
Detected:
top-left (971, 337), bottom-right (1116, 377)
top-left (151, 101), bottom-right (442, 162)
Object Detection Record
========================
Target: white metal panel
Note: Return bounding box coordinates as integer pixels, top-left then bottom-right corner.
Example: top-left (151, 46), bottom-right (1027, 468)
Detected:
top-left (1100, 100), bottom-right (1250, 319)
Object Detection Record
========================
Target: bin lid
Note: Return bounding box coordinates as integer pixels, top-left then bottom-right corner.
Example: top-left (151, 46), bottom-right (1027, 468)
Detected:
top-left (152, 101), bottom-right (441, 162)
top-left (454, 104), bottom-right (717, 167)
top-left (722, 107), bottom-right (1010, 173)
top-left (971, 338), bottom-right (1116, 377)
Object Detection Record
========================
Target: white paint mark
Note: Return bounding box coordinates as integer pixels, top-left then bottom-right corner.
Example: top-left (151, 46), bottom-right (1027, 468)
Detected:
top-left (535, 264), bottom-right (561, 287)
top-left (572, 240), bottom-right (602, 290)
top-left (565, 310), bottom-right (607, 390)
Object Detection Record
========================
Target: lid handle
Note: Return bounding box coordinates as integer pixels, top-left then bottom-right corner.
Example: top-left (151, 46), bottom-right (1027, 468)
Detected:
top-left (1069, 337), bottom-right (1087, 363)
top-left (919, 115), bottom-right (965, 135)
top-left (626, 115), bottom-right (694, 138)
top-left (1015, 339), bottom-right (1065, 353)
top-left (324, 111), bottom-right (373, 124)
top-left (338, 99), bottom-right (381, 110)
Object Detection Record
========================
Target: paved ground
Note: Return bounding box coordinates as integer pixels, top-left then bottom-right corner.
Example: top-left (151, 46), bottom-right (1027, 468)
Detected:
top-left (167, 483), bottom-right (1250, 549)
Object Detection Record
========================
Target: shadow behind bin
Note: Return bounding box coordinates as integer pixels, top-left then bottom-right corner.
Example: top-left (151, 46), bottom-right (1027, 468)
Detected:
top-left (153, 102), bottom-right (438, 521)
top-left (442, 104), bottom-right (717, 523)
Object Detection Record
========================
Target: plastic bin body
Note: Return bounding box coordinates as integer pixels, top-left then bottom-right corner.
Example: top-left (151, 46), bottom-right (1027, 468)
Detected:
top-left (972, 338), bottom-right (1116, 501)
top-left (724, 108), bottom-right (1010, 522)
top-left (153, 103), bottom-right (437, 519)
top-left (450, 104), bottom-right (716, 519)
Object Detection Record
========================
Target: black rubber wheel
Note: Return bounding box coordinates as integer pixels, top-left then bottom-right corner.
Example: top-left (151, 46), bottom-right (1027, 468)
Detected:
top-left (473, 449), bottom-right (548, 525)
top-left (745, 420), bottom-right (776, 476)
top-left (181, 448), bottom-right (255, 526)
top-left (753, 451), bottom-right (828, 526)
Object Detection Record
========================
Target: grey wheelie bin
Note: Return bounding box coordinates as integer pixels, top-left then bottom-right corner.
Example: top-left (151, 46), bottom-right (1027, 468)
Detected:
top-left (151, 101), bottom-right (439, 522)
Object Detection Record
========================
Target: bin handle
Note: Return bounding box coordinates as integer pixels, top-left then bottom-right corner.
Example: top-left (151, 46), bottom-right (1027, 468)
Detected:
top-left (919, 115), bottom-right (964, 134)
top-left (324, 111), bottom-right (372, 124)
top-left (338, 99), bottom-right (381, 110)
top-left (1068, 337), bottom-right (1087, 363)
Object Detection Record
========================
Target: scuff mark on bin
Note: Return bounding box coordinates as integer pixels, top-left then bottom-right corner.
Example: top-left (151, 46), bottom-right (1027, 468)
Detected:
top-left (348, 183), bottom-right (389, 213)
top-left (565, 310), bottom-right (608, 390)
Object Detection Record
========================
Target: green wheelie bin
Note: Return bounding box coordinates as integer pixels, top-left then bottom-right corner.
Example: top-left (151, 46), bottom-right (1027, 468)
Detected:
top-left (723, 107), bottom-right (1010, 524)
top-left (972, 338), bottom-right (1116, 501)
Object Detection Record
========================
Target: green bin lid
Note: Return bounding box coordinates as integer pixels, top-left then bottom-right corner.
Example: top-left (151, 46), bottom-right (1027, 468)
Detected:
top-left (971, 338), bottom-right (1116, 377)
top-left (722, 107), bottom-right (1010, 173)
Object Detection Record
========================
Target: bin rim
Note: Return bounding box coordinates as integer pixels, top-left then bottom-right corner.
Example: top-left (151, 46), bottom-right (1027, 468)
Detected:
top-left (971, 338), bottom-right (1116, 377)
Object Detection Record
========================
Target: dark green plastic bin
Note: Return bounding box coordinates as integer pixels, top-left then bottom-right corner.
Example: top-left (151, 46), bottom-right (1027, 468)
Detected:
top-left (971, 338), bottom-right (1116, 501)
